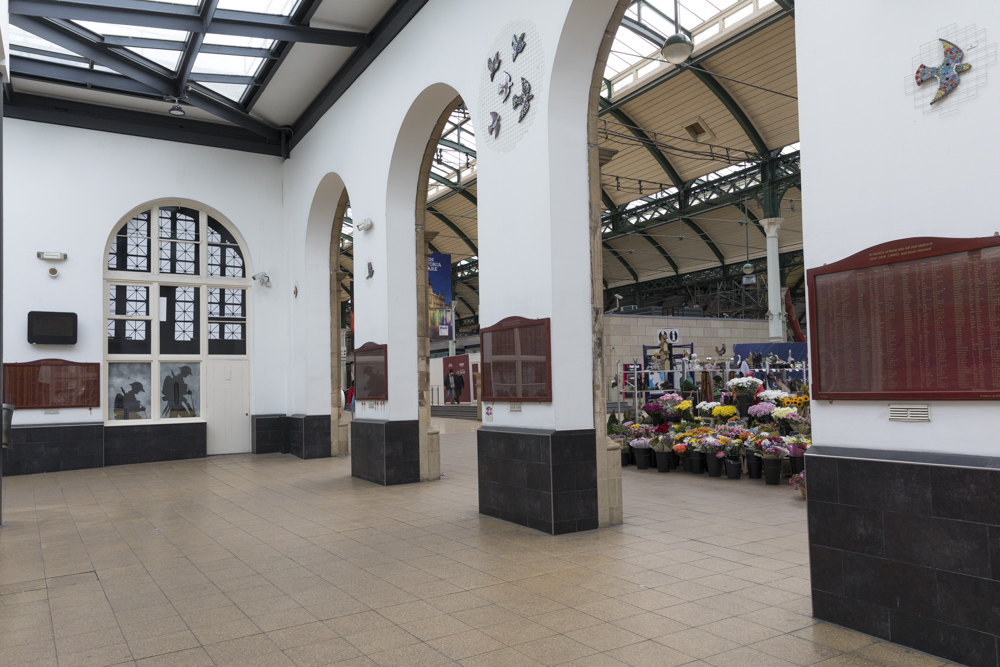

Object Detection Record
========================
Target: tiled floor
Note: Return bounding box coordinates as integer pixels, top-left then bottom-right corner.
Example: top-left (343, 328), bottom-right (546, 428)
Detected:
top-left (0, 419), bottom-right (957, 667)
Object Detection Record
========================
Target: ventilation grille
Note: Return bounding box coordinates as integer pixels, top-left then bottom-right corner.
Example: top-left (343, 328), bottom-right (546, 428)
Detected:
top-left (888, 404), bottom-right (930, 422)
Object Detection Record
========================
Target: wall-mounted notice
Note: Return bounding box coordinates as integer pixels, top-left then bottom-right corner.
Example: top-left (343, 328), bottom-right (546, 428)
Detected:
top-left (808, 236), bottom-right (1000, 400)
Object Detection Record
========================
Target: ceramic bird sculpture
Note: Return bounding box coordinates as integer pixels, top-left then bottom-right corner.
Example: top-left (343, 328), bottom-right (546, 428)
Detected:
top-left (498, 71), bottom-right (512, 102)
top-left (915, 39), bottom-right (972, 105)
top-left (512, 33), bottom-right (526, 61)
top-left (487, 52), bottom-right (501, 81)
top-left (511, 77), bottom-right (533, 122)
top-left (488, 112), bottom-right (501, 138)
top-left (715, 344), bottom-right (726, 357)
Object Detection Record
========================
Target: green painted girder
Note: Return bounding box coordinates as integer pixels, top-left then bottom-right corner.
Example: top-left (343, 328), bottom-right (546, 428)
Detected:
top-left (620, 16), bottom-right (667, 48)
top-left (734, 201), bottom-right (767, 238)
top-left (601, 190), bottom-right (616, 210)
top-left (680, 217), bottom-right (726, 269)
top-left (601, 10), bottom-right (793, 115)
top-left (638, 231), bottom-right (679, 274)
top-left (429, 172), bottom-right (477, 206)
top-left (603, 241), bottom-right (639, 281)
top-left (426, 206), bottom-right (477, 255)
top-left (687, 65), bottom-right (769, 156)
top-left (598, 97), bottom-right (683, 187)
top-left (455, 294), bottom-right (475, 316)
top-left (429, 242), bottom-right (441, 254)
top-left (438, 138), bottom-right (475, 158)
top-left (774, 0), bottom-right (794, 10)
top-left (458, 281), bottom-right (478, 295)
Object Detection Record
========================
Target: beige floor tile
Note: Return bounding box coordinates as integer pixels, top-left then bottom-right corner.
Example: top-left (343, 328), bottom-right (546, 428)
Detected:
top-left (267, 621), bottom-right (340, 650)
top-left (283, 638), bottom-right (364, 667)
top-left (566, 622), bottom-right (647, 652)
top-left (655, 627), bottom-right (742, 659)
top-left (400, 614), bottom-right (475, 642)
top-left (367, 642), bottom-right (455, 666)
top-left (705, 647), bottom-right (799, 667)
top-left (345, 626), bottom-right (420, 655)
top-left (605, 639), bottom-right (693, 667)
top-left (852, 642), bottom-right (948, 667)
top-left (480, 618), bottom-right (556, 646)
top-left (56, 642), bottom-right (134, 667)
top-left (751, 633), bottom-right (843, 665)
top-left (189, 618), bottom-right (262, 645)
top-left (791, 625), bottom-right (878, 653)
top-left (127, 630), bottom-right (202, 660)
top-left (134, 647), bottom-right (215, 666)
top-left (458, 647), bottom-right (545, 667)
top-left (516, 635), bottom-right (599, 666)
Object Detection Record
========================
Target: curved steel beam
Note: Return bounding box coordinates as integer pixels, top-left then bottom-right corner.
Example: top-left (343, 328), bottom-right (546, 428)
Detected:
top-left (680, 217), bottom-right (726, 268)
top-left (734, 201), bottom-right (766, 238)
top-left (603, 241), bottom-right (639, 281)
top-left (602, 190), bottom-right (616, 210)
top-left (426, 206), bottom-right (477, 255)
top-left (638, 231), bottom-right (679, 274)
top-left (429, 172), bottom-right (477, 206)
top-left (687, 65), bottom-right (769, 156)
top-left (598, 98), bottom-right (683, 186)
top-left (620, 16), bottom-right (667, 48)
top-left (456, 294), bottom-right (475, 316)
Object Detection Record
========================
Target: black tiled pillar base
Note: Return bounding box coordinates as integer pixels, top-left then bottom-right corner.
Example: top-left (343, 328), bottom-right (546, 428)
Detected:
top-left (351, 420), bottom-right (419, 485)
top-left (477, 426), bottom-right (598, 535)
top-left (807, 446), bottom-right (1000, 667)
top-left (2, 423), bottom-right (104, 475)
top-left (252, 414), bottom-right (332, 459)
top-left (104, 423), bottom-right (207, 466)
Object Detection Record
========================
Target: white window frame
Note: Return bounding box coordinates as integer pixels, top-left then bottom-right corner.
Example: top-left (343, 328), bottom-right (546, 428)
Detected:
top-left (103, 201), bottom-right (252, 426)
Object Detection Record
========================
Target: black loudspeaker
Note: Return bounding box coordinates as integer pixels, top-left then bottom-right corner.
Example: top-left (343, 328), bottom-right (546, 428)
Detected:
top-left (27, 311), bottom-right (78, 345)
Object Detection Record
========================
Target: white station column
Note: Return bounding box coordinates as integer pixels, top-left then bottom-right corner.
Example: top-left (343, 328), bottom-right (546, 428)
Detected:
top-left (761, 217), bottom-right (784, 342)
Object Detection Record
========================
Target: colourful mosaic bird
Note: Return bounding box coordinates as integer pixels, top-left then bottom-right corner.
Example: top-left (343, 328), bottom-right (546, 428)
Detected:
top-left (915, 39), bottom-right (972, 105)
top-left (511, 77), bottom-right (533, 122)
top-left (487, 52), bottom-right (501, 81)
top-left (512, 33), bottom-right (526, 61)
top-left (488, 112), bottom-right (501, 138)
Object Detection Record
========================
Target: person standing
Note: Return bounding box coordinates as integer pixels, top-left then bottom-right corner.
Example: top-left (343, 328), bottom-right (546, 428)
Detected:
top-left (453, 370), bottom-right (465, 404)
top-left (445, 368), bottom-right (456, 404)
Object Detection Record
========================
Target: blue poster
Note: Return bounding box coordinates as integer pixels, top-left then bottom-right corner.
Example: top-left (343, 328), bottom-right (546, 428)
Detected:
top-left (428, 253), bottom-right (452, 341)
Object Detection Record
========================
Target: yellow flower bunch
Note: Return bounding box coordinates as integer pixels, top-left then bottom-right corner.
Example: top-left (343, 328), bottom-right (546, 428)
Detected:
top-left (712, 405), bottom-right (738, 419)
top-left (676, 400), bottom-right (692, 412)
top-left (781, 395), bottom-right (809, 408)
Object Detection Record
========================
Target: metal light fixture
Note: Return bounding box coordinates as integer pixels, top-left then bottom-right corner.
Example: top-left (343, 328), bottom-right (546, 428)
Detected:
top-left (165, 96), bottom-right (185, 116)
top-left (37, 252), bottom-right (67, 260)
top-left (660, 0), bottom-right (693, 64)
top-left (742, 203), bottom-right (753, 275)
top-left (356, 218), bottom-right (374, 232)
top-left (251, 272), bottom-right (271, 287)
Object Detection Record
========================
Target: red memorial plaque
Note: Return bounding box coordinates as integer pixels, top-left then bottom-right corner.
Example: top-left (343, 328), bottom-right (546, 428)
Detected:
top-left (3, 359), bottom-right (101, 409)
top-left (807, 236), bottom-right (1000, 400)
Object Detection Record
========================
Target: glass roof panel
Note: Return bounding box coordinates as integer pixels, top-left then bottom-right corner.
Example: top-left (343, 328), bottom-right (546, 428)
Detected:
top-left (10, 25), bottom-right (80, 57)
top-left (192, 52), bottom-right (265, 77)
top-left (217, 0), bottom-right (298, 16)
top-left (202, 33), bottom-right (275, 50)
top-left (11, 49), bottom-right (89, 68)
top-left (76, 21), bottom-right (189, 43)
top-left (200, 82), bottom-right (250, 101)
top-left (148, 0), bottom-right (199, 4)
top-left (126, 47), bottom-right (182, 71)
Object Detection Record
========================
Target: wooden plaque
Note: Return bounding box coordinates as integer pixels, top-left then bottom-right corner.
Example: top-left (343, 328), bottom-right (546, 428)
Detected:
top-left (807, 236), bottom-right (1000, 400)
top-left (354, 342), bottom-right (388, 401)
top-left (480, 316), bottom-right (552, 402)
top-left (3, 359), bottom-right (101, 409)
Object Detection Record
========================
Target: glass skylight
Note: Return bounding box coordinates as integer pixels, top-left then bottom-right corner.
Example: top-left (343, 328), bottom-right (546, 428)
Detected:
top-left (9, 25), bottom-right (80, 57)
top-left (200, 82), bottom-right (250, 101)
top-left (217, 0), bottom-right (299, 16)
top-left (76, 21), bottom-right (189, 43)
top-left (192, 53), bottom-right (264, 77)
top-left (202, 34), bottom-right (275, 50)
top-left (126, 47), bottom-right (182, 71)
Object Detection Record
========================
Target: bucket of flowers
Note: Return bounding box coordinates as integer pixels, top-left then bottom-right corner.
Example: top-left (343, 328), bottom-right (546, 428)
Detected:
top-left (675, 399), bottom-right (694, 422)
top-left (771, 405), bottom-right (799, 435)
top-left (790, 471), bottom-right (806, 499)
top-left (759, 389), bottom-right (788, 404)
top-left (651, 425), bottom-right (675, 472)
top-left (711, 404), bottom-right (739, 423)
top-left (745, 430), bottom-right (781, 479)
top-left (695, 435), bottom-right (728, 477)
top-left (696, 400), bottom-right (720, 425)
top-left (675, 426), bottom-right (713, 473)
top-left (715, 423), bottom-right (748, 479)
top-left (630, 437), bottom-right (652, 469)
top-left (757, 437), bottom-right (789, 485)
top-left (785, 435), bottom-right (810, 474)
top-left (726, 377), bottom-right (763, 417)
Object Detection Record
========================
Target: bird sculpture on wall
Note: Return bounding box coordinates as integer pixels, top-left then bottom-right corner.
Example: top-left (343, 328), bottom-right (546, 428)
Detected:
top-left (512, 33), bottom-right (526, 61)
top-left (488, 112), bottom-right (501, 138)
top-left (715, 344), bottom-right (726, 358)
top-left (366, 261), bottom-right (374, 279)
top-left (487, 52), bottom-right (501, 81)
top-left (512, 77), bottom-right (533, 122)
top-left (915, 39), bottom-right (972, 105)
top-left (498, 71), bottom-right (513, 102)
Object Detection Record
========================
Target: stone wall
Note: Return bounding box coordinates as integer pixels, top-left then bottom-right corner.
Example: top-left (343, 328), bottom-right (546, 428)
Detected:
top-left (603, 314), bottom-right (771, 384)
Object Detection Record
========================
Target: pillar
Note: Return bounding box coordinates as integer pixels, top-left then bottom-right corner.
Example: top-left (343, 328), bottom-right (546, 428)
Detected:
top-left (761, 217), bottom-right (784, 342)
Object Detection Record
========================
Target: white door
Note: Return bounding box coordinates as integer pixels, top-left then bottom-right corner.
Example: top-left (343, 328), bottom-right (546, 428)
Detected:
top-left (206, 359), bottom-right (251, 455)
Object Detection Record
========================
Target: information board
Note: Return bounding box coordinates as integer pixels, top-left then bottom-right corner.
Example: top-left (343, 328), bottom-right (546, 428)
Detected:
top-left (3, 359), bottom-right (101, 409)
top-left (807, 236), bottom-right (1000, 400)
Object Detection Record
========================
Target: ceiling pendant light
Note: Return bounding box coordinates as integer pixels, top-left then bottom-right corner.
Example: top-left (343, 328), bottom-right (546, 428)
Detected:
top-left (165, 96), bottom-right (185, 117)
top-left (660, 0), bottom-right (693, 64)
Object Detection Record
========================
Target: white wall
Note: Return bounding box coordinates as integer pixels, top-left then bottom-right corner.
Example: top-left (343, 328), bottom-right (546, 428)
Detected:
top-left (798, 0), bottom-right (1000, 455)
top-left (3, 121), bottom-right (286, 425)
top-left (4, 0), bottom-right (620, 433)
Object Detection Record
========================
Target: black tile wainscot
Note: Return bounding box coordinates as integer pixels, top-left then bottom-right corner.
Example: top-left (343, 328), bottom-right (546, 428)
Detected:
top-left (807, 446), bottom-right (1000, 667)
top-left (2, 423), bottom-right (104, 476)
top-left (252, 414), bottom-right (285, 454)
top-left (104, 422), bottom-right (206, 466)
top-left (351, 419), bottom-right (419, 485)
top-left (477, 427), bottom-right (598, 535)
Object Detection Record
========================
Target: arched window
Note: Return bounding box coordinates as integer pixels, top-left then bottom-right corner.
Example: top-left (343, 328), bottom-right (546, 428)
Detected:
top-left (104, 203), bottom-right (250, 424)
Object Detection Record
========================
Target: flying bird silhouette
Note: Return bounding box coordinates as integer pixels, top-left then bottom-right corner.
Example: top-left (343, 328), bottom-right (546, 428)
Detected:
top-left (512, 77), bottom-right (533, 122)
top-left (488, 112), bottom-right (501, 138)
top-left (487, 52), bottom-right (501, 81)
top-left (512, 33), bottom-right (526, 61)
top-left (498, 71), bottom-right (513, 102)
top-left (915, 39), bottom-right (972, 105)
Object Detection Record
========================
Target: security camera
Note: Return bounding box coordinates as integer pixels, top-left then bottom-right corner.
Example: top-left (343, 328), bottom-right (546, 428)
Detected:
top-left (613, 293), bottom-right (623, 299)
top-left (251, 272), bottom-right (271, 287)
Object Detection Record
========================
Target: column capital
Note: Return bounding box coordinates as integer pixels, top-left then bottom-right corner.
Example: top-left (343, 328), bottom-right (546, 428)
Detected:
top-left (760, 217), bottom-right (784, 238)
